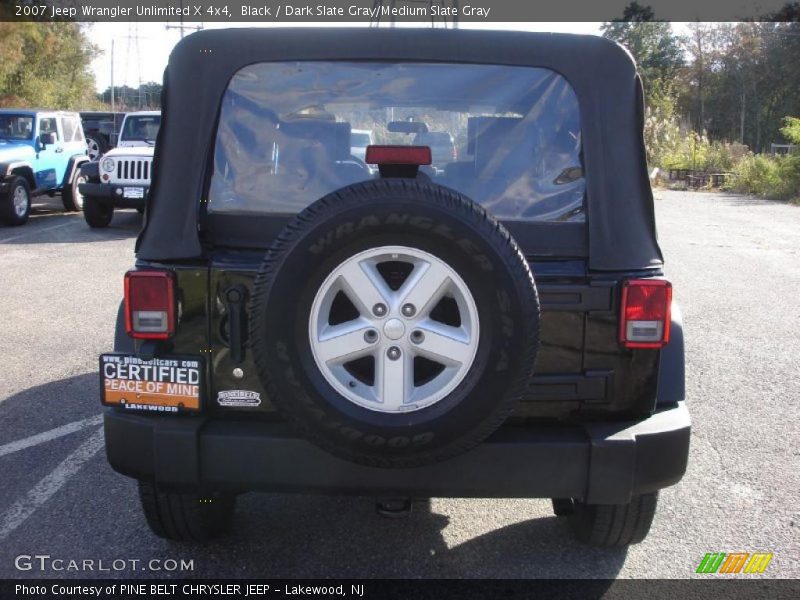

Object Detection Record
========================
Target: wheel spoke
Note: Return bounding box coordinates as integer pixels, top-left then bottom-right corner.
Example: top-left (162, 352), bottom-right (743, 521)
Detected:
top-left (337, 260), bottom-right (392, 316)
top-left (309, 245), bottom-right (479, 414)
top-left (315, 319), bottom-right (375, 364)
top-left (375, 350), bottom-right (413, 409)
top-left (13, 187), bottom-right (28, 216)
top-left (414, 320), bottom-right (473, 367)
top-left (398, 261), bottom-right (451, 316)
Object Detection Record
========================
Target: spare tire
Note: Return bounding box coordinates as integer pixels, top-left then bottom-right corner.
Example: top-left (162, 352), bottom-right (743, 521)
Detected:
top-left (85, 134), bottom-right (108, 162)
top-left (249, 179), bottom-right (540, 468)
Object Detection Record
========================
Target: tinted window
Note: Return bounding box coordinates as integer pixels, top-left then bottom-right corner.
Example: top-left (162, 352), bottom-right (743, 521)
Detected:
top-left (0, 115), bottom-right (34, 140)
top-left (209, 62), bottom-right (585, 222)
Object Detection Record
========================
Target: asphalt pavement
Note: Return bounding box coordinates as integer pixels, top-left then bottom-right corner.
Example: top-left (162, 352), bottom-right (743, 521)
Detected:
top-left (0, 191), bottom-right (797, 579)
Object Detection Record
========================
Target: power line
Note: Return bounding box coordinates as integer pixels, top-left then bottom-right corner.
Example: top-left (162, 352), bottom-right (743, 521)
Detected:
top-left (164, 0), bottom-right (203, 38)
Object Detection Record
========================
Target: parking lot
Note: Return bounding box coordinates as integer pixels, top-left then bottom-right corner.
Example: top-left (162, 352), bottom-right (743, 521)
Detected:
top-left (0, 190), bottom-right (798, 579)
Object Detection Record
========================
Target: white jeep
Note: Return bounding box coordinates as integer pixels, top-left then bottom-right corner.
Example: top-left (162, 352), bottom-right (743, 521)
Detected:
top-left (78, 111), bottom-right (160, 228)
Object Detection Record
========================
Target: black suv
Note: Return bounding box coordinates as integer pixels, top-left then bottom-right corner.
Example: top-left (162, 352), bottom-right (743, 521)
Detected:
top-left (102, 29), bottom-right (690, 546)
top-left (79, 111), bottom-right (125, 161)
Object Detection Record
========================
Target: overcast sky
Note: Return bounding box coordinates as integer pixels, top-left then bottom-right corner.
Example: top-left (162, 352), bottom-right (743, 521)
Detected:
top-left (88, 22), bottom-right (610, 92)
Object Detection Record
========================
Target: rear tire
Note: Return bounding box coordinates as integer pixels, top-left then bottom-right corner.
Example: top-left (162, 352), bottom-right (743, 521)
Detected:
top-left (568, 492), bottom-right (658, 546)
top-left (83, 195), bottom-right (113, 228)
top-left (138, 480), bottom-right (236, 542)
top-left (0, 176), bottom-right (32, 226)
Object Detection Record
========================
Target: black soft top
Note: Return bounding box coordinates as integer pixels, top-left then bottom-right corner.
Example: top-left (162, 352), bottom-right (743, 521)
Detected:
top-left (137, 28), bottom-right (663, 272)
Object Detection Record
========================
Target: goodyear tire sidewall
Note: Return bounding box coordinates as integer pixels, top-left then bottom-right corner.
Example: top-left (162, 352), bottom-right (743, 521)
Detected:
top-left (250, 181), bottom-right (539, 467)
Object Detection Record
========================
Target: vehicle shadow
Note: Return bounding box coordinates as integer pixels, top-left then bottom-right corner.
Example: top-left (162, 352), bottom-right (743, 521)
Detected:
top-left (0, 196), bottom-right (66, 226)
top-left (714, 194), bottom-right (796, 207)
top-left (0, 202), bottom-right (141, 244)
top-left (661, 190), bottom-right (795, 208)
top-left (0, 374), bottom-right (102, 446)
top-left (205, 494), bottom-right (628, 579)
top-left (0, 374), bottom-right (626, 582)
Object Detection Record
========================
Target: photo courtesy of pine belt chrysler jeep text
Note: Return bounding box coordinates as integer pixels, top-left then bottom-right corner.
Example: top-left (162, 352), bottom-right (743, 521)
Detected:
top-left (100, 28), bottom-right (690, 546)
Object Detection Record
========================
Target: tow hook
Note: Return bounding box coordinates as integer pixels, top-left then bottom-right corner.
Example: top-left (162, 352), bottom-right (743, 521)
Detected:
top-left (375, 497), bottom-right (412, 519)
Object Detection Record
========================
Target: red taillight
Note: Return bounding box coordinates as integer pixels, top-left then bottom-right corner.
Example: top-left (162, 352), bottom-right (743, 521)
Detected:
top-left (365, 145), bottom-right (432, 166)
top-left (619, 279), bottom-right (672, 349)
top-left (124, 270), bottom-right (176, 339)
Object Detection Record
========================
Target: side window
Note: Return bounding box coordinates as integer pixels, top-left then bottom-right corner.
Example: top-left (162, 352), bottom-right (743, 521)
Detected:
top-left (61, 117), bottom-right (75, 142)
top-left (61, 117), bottom-right (84, 142)
top-left (39, 117), bottom-right (59, 140)
top-left (72, 117), bottom-right (85, 142)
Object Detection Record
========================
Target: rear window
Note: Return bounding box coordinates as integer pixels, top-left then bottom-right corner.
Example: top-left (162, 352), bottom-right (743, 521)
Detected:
top-left (413, 132), bottom-right (453, 145)
top-left (208, 62), bottom-right (585, 222)
top-left (351, 132), bottom-right (372, 147)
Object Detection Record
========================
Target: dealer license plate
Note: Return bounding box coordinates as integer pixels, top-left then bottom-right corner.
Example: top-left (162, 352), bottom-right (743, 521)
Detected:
top-left (123, 187), bottom-right (144, 199)
top-left (100, 354), bottom-right (203, 413)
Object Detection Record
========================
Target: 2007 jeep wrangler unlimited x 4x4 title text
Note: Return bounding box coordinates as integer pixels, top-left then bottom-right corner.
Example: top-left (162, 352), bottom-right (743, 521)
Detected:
top-left (101, 28), bottom-right (690, 546)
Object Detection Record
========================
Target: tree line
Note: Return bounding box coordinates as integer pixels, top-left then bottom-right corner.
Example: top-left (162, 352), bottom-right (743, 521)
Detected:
top-left (602, 2), bottom-right (800, 154)
top-left (98, 83), bottom-right (163, 111)
top-left (0, 22), bottom-right (161, 111)
top-left (1, 13), bottom-right (796, 145)
top-left (0, 13), bottom-right (796, 199)
top-left (0, 22), bottom-right (98, 109)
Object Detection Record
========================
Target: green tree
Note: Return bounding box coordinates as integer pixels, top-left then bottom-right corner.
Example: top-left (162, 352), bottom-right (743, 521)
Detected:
top-left (98, 82), bottom-right (163, 110)
top-left (679, 23), bottom-right (733, 134)
top-left (780, 116), bottom-right (800, 145)
top-left (697, 22), bottom-right (800, 151)
top-left (0, 22), bottom-right (100, 109)
top-left (600, 2), bottom-right (685, 110)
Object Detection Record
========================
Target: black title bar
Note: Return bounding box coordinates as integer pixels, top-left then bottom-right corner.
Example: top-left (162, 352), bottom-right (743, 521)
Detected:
top-left (2, 0), bottom-right (799, 22)
top-left (4, 579), bottom-right (800, 600)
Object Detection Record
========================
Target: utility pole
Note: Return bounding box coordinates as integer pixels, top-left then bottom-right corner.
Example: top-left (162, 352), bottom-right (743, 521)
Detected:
top-left (110, 39), bottom-right (115, 112)
top-left (116, 26), bottom-right (157, 110)
top-left (165, 0), bottom-right (203, 38)
top-left (133, 23), bottom-right (142, 109)
top-left (740, 89), bottom-right (746, 144)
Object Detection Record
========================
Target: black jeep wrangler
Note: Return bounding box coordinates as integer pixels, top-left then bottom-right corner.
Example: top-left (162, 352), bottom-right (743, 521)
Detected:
top-left (102, 28), bottom-right (690, 546)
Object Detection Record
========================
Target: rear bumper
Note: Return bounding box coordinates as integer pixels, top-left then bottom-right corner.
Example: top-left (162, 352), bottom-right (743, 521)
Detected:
top-left (79, 182), bottom-right (148, 208)
top-left (104, 401), bottom-right (690, 503)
